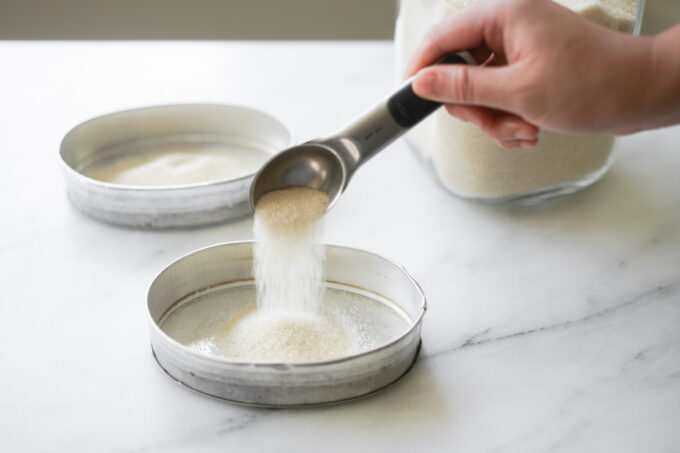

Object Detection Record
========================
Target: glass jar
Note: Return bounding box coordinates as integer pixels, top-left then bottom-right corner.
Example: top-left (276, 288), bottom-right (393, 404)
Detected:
top-left (395, 0), bottom-right (646, 203)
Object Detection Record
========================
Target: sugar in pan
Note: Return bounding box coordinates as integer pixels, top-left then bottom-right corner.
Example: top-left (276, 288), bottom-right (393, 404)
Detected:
top-left (59, 104), bottom-right (292, 228)
top-left (147, 242), bottom-right (426, 407)
top-left (83, 143), bottom-right (269, 187)
top-left (161, 285), bottom-right (410, 363)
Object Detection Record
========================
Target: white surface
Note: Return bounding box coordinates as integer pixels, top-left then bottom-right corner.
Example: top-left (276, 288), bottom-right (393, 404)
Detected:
top-left (1, 41), bottom-right (679, 452)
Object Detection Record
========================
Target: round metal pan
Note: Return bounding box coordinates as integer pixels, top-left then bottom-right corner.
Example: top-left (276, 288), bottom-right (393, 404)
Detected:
top-left (147, 241), bottom-right (426, 407)
top-left (60, 104), bottom-right (292, 228)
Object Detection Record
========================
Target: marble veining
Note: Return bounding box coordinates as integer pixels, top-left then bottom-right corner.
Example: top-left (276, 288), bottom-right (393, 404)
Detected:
top-left (426, 281), bottom-right (680, 359)
top-left (0, 41), bottom-right (679, 452)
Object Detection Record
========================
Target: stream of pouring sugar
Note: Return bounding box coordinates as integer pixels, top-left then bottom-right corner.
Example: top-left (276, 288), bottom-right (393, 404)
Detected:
top-left (163, 186), bottom-right (407, 362)
top-left (253, 187), bottom-right (330, 313)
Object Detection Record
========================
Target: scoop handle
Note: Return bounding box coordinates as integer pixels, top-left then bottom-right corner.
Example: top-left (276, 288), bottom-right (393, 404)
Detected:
top-left (388, 53), bottom-right (470, 128)
top-left (320, 52), bottom-right (473, 177)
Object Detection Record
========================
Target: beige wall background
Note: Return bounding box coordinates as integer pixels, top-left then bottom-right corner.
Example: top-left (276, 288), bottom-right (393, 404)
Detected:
top-left (0, 0), bottom-right (676, 39)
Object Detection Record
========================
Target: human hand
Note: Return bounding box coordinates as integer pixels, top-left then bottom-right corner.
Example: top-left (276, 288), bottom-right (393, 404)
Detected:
top-left (405, 0), bottom-right (663, 149)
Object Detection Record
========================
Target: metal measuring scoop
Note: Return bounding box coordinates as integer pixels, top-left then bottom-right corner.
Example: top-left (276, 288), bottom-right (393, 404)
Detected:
top-left (250, 52), bottom-right (475, 212)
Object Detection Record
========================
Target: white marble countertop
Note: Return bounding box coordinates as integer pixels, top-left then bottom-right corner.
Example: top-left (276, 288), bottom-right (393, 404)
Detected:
top-left (1, 41), bottom-right (679, 452)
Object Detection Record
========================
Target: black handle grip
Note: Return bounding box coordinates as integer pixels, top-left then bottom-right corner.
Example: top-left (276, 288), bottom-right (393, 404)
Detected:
top-left (387, 53), bottom-right (469, 128)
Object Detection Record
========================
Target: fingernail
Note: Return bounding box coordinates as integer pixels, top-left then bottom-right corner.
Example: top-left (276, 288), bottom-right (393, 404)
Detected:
top-left (497, 140), bottom-right (518, 149)
top-left (516, 129), bottom-right (537, 140)
top-left (520, 140), bottom-right (536, 149)
top-left (416, 71), bottom-right (438, 94)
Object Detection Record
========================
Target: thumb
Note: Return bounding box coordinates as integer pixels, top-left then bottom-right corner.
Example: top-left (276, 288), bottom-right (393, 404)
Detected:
top-left (412, 65), bottom-right (519, 113)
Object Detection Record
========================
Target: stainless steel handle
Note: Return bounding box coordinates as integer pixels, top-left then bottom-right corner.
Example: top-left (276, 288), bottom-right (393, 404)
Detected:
top-left (320, 52), bottom-right (473, 177)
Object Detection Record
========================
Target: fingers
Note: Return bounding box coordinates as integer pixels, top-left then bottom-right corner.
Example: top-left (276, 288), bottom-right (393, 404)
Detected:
top-left (402, 0), bottom-right (542, 149)
top-left (444, 104), bottom-right (539, 148)
top-left (469, 45), bottom-right (495, 67)
top-left (404, 1), bottom-right (502, 78)
top-left (413, 64), bottom-right (519, 111)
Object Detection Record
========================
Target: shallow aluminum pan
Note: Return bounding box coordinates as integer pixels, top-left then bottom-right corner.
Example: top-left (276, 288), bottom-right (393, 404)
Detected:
top-left (147, 241), bottom-right (427, 407)
top-left (59, 104), bottom-right (292, 228)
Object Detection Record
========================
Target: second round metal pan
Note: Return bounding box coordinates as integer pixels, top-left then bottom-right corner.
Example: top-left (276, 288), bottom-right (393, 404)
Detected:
top-left (60, 104), bottom-right (292, 228)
